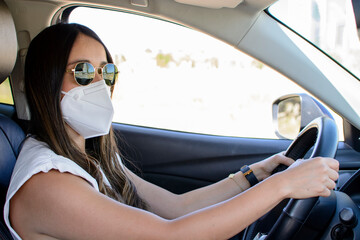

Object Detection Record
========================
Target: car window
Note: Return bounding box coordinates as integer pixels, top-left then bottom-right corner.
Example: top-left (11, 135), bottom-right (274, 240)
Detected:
top-left (69, 7), bottom-right (343, 140)
top-left (0, 78), bottom-right (14, 105)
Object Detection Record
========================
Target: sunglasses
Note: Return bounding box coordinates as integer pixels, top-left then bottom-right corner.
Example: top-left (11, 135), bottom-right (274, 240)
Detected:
top-left (66, 62), bottom-right (118, 86)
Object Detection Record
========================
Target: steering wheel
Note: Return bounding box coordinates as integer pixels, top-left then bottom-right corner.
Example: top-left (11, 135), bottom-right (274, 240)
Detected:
top-left (242, 116), bottom-right (338, 240)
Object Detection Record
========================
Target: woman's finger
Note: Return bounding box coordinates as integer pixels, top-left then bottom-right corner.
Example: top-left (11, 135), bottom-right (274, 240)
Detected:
top-left (327, 158), bottom-right (340, 171)
top-left (324, 177), bottom-right (337, 190)
top-left (328, 168), bottom-right (339, 182)
top-left (273, 153), bottom-right (294, 167)
top-left (318, 187), bottom-right (332, 197)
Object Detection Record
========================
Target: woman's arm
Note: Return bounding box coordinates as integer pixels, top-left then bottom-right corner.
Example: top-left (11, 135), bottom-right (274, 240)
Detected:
top-left (10, 157), bottom-right (338, 240)
top-left (126, 152), bottom-right (294, 219)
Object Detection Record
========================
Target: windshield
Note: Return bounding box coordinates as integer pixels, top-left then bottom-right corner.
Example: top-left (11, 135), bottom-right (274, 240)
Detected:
top-left (269, 0), bottom-right (360, 129)
top-left (269, 0), bottom-right (360, 79)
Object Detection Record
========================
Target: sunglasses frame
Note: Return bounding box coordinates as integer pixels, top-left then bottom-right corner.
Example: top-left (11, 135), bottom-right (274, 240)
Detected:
top-left (65, 62), bottom-right (118, 86)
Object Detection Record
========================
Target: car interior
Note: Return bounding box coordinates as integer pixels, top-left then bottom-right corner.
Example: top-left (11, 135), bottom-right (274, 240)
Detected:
top-left (0, 1), bottom-right (25, 239)
top-left (2, 0), bottom-right (360, 239)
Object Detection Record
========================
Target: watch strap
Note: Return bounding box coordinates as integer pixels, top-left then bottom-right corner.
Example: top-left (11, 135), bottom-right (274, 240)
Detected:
top-left (240, 165), bottom-right (259, 187)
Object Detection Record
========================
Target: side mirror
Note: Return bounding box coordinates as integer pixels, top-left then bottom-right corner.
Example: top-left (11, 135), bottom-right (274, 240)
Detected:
top-left (272, 94), bottom-right (334, 139)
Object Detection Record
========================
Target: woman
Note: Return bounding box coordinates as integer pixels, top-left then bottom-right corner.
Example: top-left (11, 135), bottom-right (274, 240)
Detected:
top-left (4, 23), bottom-right (339, 240)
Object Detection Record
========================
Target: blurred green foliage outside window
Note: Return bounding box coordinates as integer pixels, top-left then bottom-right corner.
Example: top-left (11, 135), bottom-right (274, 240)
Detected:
top-left (0, 78), bottom-right (14, 105)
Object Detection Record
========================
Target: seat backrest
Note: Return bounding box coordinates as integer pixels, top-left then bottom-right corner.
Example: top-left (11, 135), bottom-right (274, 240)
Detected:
top-left (0, 114), bottom-right (25, 239)
top-left (0, 114), bottom-right (25, 203)
top-left (1, 0), bottom-right (21, 238)
top-left (0, 115), bottom-right (25, 240)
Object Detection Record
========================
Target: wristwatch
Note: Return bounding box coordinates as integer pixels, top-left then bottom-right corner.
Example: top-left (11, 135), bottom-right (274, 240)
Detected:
top-left (240, 165), bottom-right (259, 186)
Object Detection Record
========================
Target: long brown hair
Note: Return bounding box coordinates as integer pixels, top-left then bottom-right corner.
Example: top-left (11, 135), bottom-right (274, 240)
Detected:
top-left (24, 23), bottom-right (147, 209)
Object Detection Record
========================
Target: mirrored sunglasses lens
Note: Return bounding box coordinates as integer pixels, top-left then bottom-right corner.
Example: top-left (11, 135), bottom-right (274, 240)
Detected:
top-left (103, 64), bottom-right (118, 86)
top-left (74, 62), bottom-right (95, 85)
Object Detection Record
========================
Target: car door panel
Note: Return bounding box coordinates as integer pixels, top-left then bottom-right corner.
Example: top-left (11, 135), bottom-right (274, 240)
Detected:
top-left (114, 123), bottom-right (360, 194)
top-left (114, 123), bottom-right (291, 194)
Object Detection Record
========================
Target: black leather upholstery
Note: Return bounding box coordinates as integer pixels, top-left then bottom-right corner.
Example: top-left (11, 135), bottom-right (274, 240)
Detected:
top-left (1, 0), bottom-right (22, 237)
top-left (0, 113), bottom-right (25, 239)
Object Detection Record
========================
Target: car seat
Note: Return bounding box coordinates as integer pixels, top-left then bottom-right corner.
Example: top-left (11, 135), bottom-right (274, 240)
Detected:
top-left (0, 0), bottom-right (25, 239)
top-left (0, 114), bottom-right (24, 239)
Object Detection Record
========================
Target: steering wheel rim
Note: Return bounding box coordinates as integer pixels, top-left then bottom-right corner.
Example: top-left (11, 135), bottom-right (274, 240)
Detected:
top-left (242, 117), bottom-right (338, 240)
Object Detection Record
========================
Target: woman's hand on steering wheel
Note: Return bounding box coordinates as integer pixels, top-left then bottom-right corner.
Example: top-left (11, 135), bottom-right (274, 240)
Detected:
top-left (243, 117), bottom-right (340, 240)
top-left (250, 152), bottom-right (294, 181)
top-left (277, 157), bottom-right (339, 199)
top-left (250, 153), bottom-right (339, 198)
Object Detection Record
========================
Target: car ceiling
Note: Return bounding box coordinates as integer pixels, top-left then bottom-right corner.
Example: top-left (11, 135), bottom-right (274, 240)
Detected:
top-left (4, 0), bottom-right (360, 130)
top-left (4, 0), bottom-right (278, 56)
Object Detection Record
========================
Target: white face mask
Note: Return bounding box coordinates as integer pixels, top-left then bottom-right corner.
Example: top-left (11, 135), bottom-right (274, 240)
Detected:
top-left (61, 80), bottom-right (114, 139)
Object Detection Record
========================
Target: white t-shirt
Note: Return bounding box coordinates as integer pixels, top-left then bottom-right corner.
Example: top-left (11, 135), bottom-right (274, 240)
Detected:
top-left (4, 137), bottom-right (106, 240)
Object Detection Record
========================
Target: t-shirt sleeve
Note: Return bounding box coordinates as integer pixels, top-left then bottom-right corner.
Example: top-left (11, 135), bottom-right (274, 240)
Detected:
top-left (3, 138), bottom-right (99, 240)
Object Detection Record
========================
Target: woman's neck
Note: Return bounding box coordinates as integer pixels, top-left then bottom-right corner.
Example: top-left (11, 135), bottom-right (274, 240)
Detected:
top-left (65, 124), bottom-right (86, 152)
